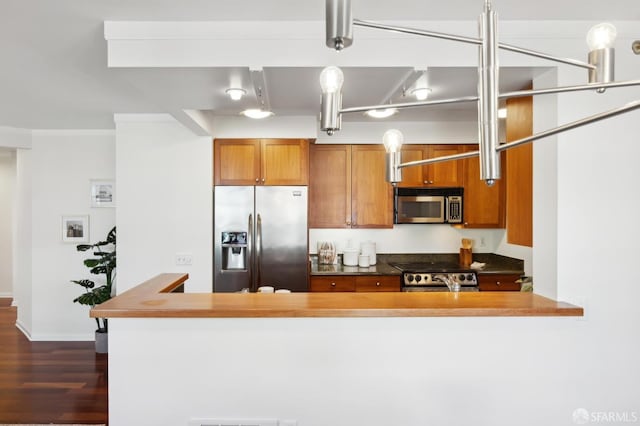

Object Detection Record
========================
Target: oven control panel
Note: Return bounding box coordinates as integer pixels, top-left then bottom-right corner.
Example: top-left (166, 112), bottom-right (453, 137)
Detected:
top-left (402, 272), bottom-right (478, 286)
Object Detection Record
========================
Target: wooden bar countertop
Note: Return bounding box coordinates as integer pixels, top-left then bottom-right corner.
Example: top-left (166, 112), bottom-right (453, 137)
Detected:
top-left (91, 273), bottom-right (583, 319)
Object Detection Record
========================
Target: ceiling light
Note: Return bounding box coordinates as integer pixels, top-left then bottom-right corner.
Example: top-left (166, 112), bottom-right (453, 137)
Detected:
top-left (411, 88), bottom-right (432, 101)
top-left (241, 109), bottom-right (274, 119)
top-left (364, 108), bottom-right (398, 118)
top-left (321, 0), bottom-right (640, 187)
top-left (225, 88), bottom-right (246, 101)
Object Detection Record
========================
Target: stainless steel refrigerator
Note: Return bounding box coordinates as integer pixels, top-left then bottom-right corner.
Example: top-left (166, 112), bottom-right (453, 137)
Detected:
top-left (213, 186), bottom-right (309, 292)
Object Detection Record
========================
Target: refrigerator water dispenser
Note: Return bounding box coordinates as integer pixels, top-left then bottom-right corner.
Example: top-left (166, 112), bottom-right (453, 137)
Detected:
top-left (221, 231), bottom-right (247, 270)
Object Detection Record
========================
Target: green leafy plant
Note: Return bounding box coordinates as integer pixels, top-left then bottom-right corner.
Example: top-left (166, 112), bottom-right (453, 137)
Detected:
top-left (70, 226), bottom-right (116, 333)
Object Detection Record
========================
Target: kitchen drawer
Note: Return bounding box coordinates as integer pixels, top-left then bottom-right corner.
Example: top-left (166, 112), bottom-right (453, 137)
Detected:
top-left (310, 276), bottom-right (356, 292)
top-left (478, 273), bottom-right (521, 291)
top-left (355, 275), bottom-right (401, 292)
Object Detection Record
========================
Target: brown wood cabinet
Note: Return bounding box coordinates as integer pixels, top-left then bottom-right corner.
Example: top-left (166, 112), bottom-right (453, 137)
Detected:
top-left (355, 275), bottom-right (400, 292)
top-left (310, 275), bottom-right (400, 292)
top-left (309, 144), bottom-right (393, 229)
top-left (309, 144), bottom-right (352, 228)
top-left (478, 273), bottom-right (521, 291)
top-left (460, 145), bottom-right (506, 228)
top-left (351, 145), bottom-right (393, 228)
top-left (506, 93), bottom-right (533, 247)
top-left (214, 139), bottom-right (309, 186)
top-left (399, 144), bottom-right (464, 187)
top-left (310, 276), bottom-right (356, 292)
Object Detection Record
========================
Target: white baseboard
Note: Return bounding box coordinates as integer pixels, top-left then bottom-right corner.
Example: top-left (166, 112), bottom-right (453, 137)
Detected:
top-left (15, 319), bottom-right (32, 340)
top-left (0, 292), bottom-right (12, 298)
top-left (14, 320), bottom-right (94, 341)
top-left (28, 332), bottom-right (95, 342)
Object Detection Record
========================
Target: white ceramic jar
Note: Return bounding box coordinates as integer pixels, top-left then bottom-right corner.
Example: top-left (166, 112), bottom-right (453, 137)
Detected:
top-left (343, 247), bottom-right (359, 266)
top-left (360, 241), bottom-right (377, 265)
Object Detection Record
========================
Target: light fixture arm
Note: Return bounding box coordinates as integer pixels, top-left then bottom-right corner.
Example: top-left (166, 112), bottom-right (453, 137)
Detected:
top-left (496, 99), bottom-right (640, 152)
top-left (353, 19), bottom-right (596, 71)
top-left (392, 99), bottom-right (640, 171)
top-left (501, 79), bottom-right (640, 100)
top-left (335, 79), bottom-right (640, 118)
top-left (339, 95), bottom-right (479, 115)
top-left (398, 150), bottom-right (479, 170)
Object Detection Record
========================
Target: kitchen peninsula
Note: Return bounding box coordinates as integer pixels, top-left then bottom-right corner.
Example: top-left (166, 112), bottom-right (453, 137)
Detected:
top-left (94, 273), bottom-right (582, 425)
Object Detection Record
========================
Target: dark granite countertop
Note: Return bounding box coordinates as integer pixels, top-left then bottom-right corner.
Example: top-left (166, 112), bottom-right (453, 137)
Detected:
top-left (310, 253), bottom-right (524, 276)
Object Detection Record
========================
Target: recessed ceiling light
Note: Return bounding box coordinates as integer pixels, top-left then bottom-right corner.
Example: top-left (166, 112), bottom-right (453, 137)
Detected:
top-left (225, 88), bottom-right (246, 101)
top-left (411, 87), bottom-right (432, 101)
top-left (241, 109), bottom-right (274, 119)
top-left (364, 108), bottom-right (398, 119)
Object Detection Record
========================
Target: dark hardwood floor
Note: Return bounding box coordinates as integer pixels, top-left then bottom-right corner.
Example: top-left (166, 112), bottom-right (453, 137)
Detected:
top-left (0, 298), bottom-right (108, 424)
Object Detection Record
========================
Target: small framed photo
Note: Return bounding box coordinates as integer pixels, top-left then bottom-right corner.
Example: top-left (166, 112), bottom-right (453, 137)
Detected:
top-left (62, 215), bottom-right (89, 243)
top-left (90, 179), bottom-right (115, 208)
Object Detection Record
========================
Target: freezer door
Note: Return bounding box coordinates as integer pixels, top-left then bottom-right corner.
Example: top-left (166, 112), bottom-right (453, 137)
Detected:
top-left (213, 186), bottom-right (254, 292)
top-left (255, 186), bottom-right (309, 292)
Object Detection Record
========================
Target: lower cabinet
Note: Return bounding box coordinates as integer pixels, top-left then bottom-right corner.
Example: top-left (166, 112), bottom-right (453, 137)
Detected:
top-left (310, 275), bottom-right (400, 292)
top-left (478, 273), bottom-right (521, 291)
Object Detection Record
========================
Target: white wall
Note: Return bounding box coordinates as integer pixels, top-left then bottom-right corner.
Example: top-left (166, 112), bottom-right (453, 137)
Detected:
top-left (0, 149), bottom-right (16, 297)
top-left (28, 131), bottom-right (115, 340)
top-left (115, 114), bottom-right (213, 293)
top-left (13, 148), bottom-right (32, 335)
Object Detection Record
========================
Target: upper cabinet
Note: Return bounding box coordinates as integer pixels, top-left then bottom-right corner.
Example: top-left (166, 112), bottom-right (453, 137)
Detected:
top-left (213, 139), bottom-right (309, 186)
top-left (309, 144), bottom-right (393, 229)
top-left (309, 144), bottom-right (352, 228)
top-left (460, 145), bottom-right (506, 228)
top-left (399, 144), bottom-right (464, 187)
top-left (351, 145), bottom-right (394, 228)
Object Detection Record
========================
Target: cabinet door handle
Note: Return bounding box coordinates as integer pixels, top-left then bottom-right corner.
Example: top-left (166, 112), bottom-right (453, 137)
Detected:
top-left (331, 282), bottom-right (336, 287)
top-left (255, 178), bottom-right (259, 183)
top-left (496, 281), bottom-right (501, 286)
top-left (376, 282), bottom-right (381, 286)
top-left (346, 221), bottom-right (351, 226)
top-left (261, 178), bottom-right (265, 183)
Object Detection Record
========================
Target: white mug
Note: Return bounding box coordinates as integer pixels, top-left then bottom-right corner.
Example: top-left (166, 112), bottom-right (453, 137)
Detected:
top-left (358, 254), bottom-right (369, 268)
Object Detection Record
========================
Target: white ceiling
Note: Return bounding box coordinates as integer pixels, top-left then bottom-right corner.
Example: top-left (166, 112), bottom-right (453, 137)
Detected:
top-left (1, 0), bottom-right (639, 130)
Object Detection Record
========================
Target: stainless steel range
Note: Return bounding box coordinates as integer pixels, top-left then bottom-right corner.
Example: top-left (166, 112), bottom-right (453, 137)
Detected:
top-left (389, 262), bottom-right (479, 292)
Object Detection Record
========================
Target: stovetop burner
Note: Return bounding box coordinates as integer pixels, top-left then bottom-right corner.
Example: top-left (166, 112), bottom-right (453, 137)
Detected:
top-left (389, 261), bottom-right (472, 273)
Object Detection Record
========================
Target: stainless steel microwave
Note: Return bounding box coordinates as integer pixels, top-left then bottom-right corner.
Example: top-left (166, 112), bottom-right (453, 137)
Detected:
top-left (394, 187), bottom-right (463, 224)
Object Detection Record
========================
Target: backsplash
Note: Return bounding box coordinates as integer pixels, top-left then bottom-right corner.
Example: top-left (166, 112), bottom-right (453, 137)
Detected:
top-left (309, 225), bottom-right (507, 254)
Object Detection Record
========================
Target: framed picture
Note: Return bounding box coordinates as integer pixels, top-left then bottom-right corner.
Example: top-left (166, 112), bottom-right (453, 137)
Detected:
top-left (90, 179), bottom-right (115, 208)
top-left (62, 215), bottom-right (89, 243)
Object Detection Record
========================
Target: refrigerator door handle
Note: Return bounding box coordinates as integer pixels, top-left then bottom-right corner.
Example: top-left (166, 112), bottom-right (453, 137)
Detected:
top-left (247, 213), bottom-right (253, 291)
top-left (256, 213), bottom-right (262, 288)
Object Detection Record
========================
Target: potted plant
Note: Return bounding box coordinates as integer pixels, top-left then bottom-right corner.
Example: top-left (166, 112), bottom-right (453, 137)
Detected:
top-left (70, 226), bottom-right (116, 353)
